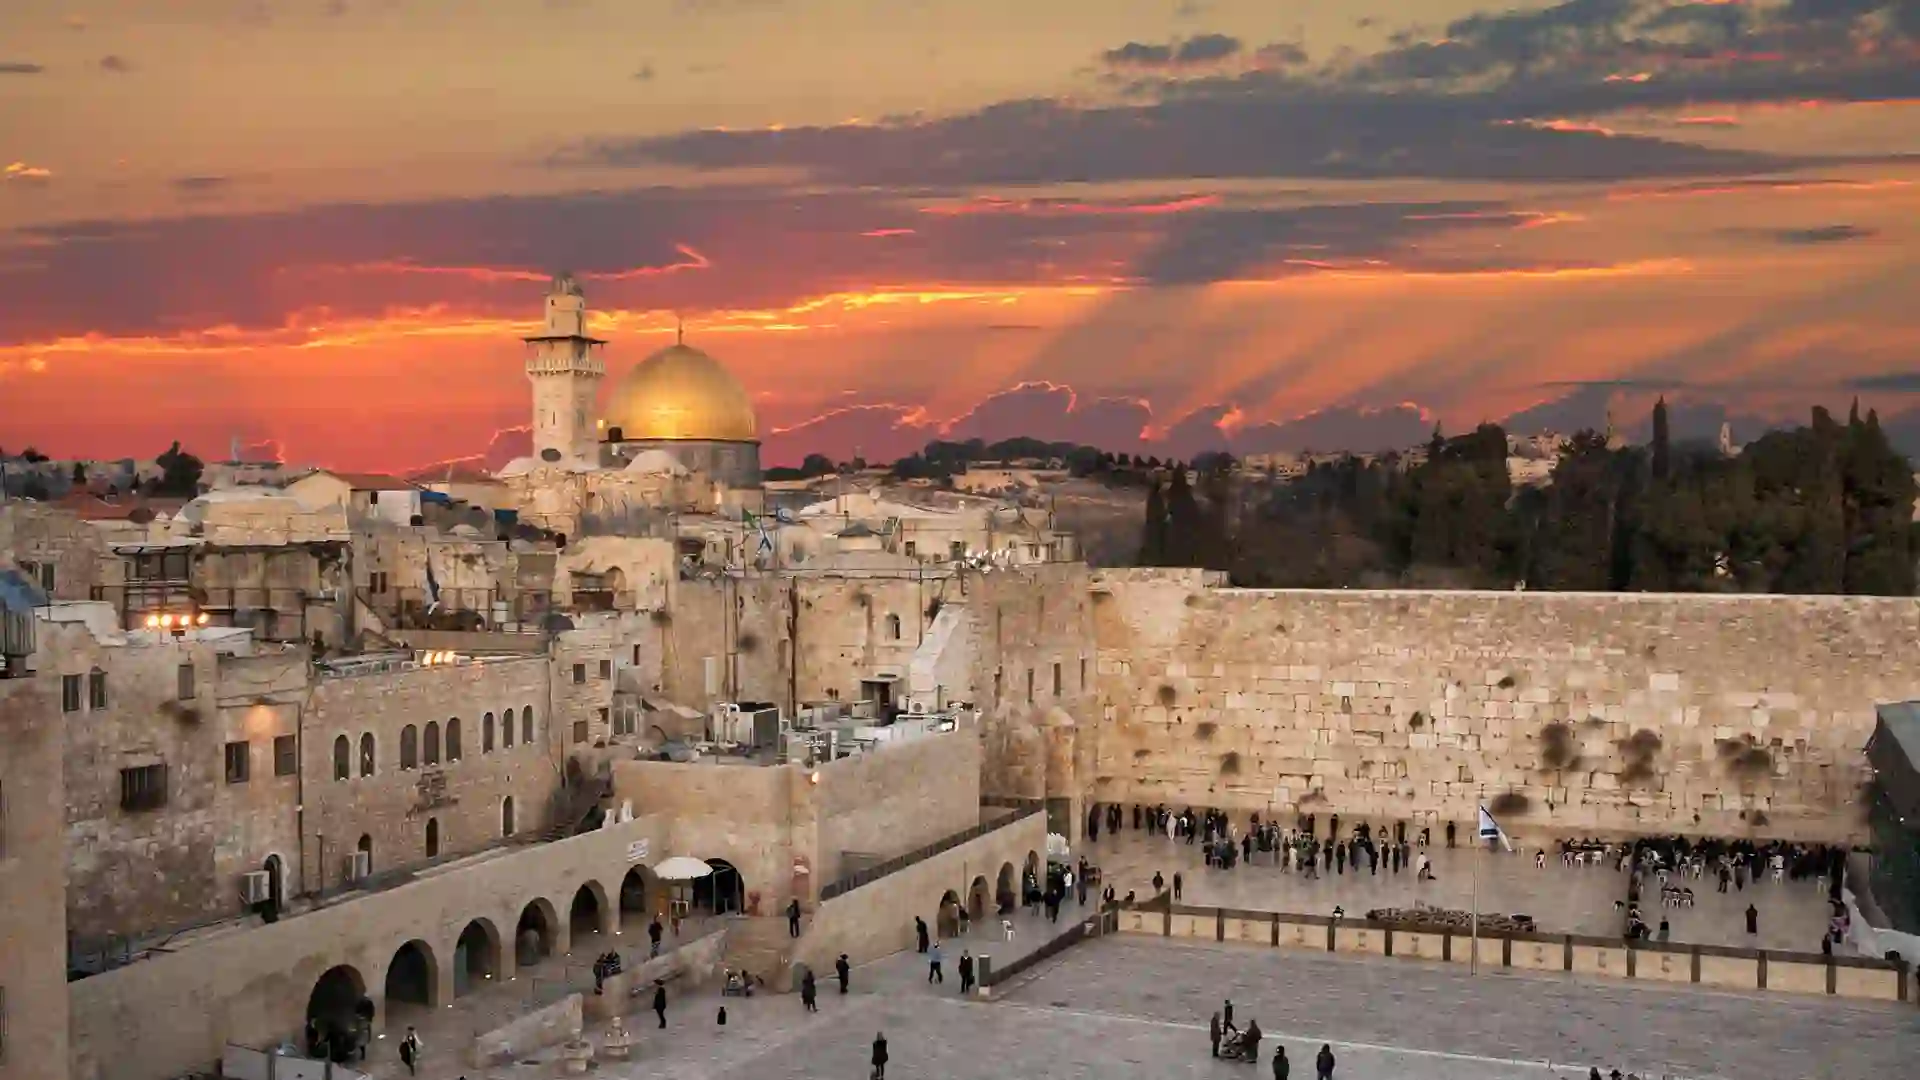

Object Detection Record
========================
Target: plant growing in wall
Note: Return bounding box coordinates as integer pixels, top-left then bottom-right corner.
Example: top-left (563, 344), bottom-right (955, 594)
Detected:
top-left (1539, 721), bottom-right (1578, 770)
top-left (1618, 729), bottom-right (1663, 786)
top-left (1194, 721), bottom-right (1217, 741)
top-left (1156, 684), bottom-right (1177, 706)
top-left (737, 631), bottom-right (761, 654)
top-left (1408, 711), bottom-right (1426, 730)
top-left (1218, 752), bottom-right (1242, 776)
top-left (1489, 790), bottom-right (1530, 816)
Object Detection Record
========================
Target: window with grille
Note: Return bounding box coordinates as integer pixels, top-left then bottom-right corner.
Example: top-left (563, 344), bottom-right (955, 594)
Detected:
top-left (177, 663), bottom-right (196, 700)
top-left (273, 735), bottom-right (297, 777)
top-left (224, 741), bottom-right (250, 784)
top-left (120, 764), bottom-right (168, 811)
top-left (62, 674), bottom-right (81, 713)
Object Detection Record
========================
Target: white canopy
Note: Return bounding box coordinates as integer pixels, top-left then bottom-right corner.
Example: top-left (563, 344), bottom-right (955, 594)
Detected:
top-left (653, 856), bottom-right (715, 881)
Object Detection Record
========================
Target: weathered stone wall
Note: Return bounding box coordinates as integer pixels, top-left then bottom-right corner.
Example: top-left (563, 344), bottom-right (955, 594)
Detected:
top-left (58, 628), bottom-right (310, 948)
top-left (612, 758), bottom-right (793, 915)
top-left (1088, 570), bottom-right (1920, 842)
top-left (0, 647), bottom-right (71, 1080)
top-left (303, 656), bottom-right (562, 889)
top-left (814, 724), bottom-right (983, 882)
top-left (0, 503), bottom-right (106, 601)
top-left (64, 819), bottom-right (667, 1080)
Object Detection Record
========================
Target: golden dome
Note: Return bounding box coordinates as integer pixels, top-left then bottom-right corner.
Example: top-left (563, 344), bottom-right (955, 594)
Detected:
top-left (602, 342), bottom-right (758, 443)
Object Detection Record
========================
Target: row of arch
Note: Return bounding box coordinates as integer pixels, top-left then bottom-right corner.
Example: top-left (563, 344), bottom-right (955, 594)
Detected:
top-left (932, 851), bottom-right (1042, 939)
top-left (304, 859), bottom-right (745, 1053)
top-left (330, 707), bottom-right (540, 780)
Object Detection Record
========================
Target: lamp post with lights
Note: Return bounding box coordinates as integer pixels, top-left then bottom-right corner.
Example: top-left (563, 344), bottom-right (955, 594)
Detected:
top-left (143, 610), bottom-right (210, 638)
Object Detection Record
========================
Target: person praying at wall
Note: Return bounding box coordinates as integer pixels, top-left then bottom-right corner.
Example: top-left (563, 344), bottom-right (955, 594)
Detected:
top-left (1242, 834), bottom-right (1253, 865)
top-left (1335, 842), bottom-right (1346, 875)
top-left (1446, 821), bottom-right (1457, 848)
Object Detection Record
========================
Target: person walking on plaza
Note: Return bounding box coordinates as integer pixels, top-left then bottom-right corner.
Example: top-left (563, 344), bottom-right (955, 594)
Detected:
top-left (1746, 903), bottom-right (1759, 936)
top-left (1223, 998), bottom-right (1234, 1029)
top-left (1272, 1045), bottom-right (1289, 1079)
top-left (648, 915), bottom-right (663, 958)
top-left (1316, 1043), bottom-right (1336, 1079)
top-left (652, 979), bottom-right (668, 1029)
top-left (1153, 870), bottom-right (1166, 894)
top-left (958, 949), bottom-right (975, 993)
top-left (398, 1027), bottom-right (421, 1076)
top-left (1173, 872), bottom-right (1184, 900)
top-left (836, 953), bottom-right (851, 994)
top-left (788, 897), bottom-right (802, 938)
top-left (1209, 1011), bottom-right (1222, 1058)
top-left (915, 916), bottom-right (929, 953)
top-left (928, 942), bottom-right (945, 984)
top-left (801, 969), bottom-right (818, 1012)
top-left (871, 1032), bottom-right (889, 1080)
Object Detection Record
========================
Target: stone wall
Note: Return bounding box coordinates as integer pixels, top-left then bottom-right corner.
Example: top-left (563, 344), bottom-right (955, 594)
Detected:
top-left (813, 724), bottom-right (983, 883)
top-left (469, 994), bottom-right (583, 1067)
top-left (303, 656), bottom-right (562, 890)
top-left (792, 809), bottom-right (1049, 976)
top-left (57, 627), bottom-right (311, 949)
top-left (1088, 570), bottom-right (1920, 842)
top-left (612, 758), bottom-right (793, 916)
top-left (0, 503), bottom-right (106, 602)
top-left (65, 819), bottom-right (667, 1080)
top-left (0, 658), bottom-right (71, 1080)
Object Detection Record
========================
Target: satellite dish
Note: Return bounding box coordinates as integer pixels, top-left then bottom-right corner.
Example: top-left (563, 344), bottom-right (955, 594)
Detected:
top-left (127, 507), bottom-right (157, 525)
top-left (540, 448), bottom-right (563, 463)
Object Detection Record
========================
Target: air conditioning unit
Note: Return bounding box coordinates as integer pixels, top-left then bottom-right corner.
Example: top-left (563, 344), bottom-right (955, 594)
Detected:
top-left (906, 700), bottom-right (928, 716)
top-left (240, 870), bottom-right (272, 905)
top-left (347, 851), bottom-right (372, 881)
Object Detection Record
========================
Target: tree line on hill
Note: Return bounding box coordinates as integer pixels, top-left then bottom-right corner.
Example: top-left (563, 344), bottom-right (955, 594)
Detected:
top-left (766, 436), bottom-right (1157, 483)
top-left (1, 441), bottom-right (204, 500)
top-left (1136, 402), bottom-right (1920, 595)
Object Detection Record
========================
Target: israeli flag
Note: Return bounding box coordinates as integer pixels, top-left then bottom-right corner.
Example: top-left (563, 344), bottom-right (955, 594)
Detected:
top-left (1477, 804), bottom-right (1513, 852)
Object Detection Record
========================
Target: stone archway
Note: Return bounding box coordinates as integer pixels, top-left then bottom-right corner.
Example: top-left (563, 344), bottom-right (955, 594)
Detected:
top-left (517, 898), bottom-right (559, 967)
top-left (568, 881), bottom-right (609, 950)
top-left (692, 858), bottom-right (745, 915)
top-left (619, 864), bottom-right (660, 933)
top-left (968, 875), bottom-right (990, 920)
top-left (996, 862), bottom-right (1016, 914)
top-left (305, 964), bottom-right (365, 1061)
top-left (936, 889), bottom-right (962, 939)
top-left (383, 940), bottom-right (438, 1024)
top-left (455, 918), bottom-right (502, 997)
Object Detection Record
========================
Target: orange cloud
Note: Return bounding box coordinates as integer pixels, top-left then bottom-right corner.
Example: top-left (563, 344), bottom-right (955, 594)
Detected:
top-left (861, 228), bottom-right (916, 237)
top-left (3, 161), bottom-right (53, 183)
top-left (287, 245), bottom-right (713, 284)
top-left (919, 194), bottom-right (1221, 217)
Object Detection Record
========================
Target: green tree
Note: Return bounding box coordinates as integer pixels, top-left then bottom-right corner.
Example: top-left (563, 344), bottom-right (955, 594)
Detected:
top-left (150, 441), bottom-right (205, 496)
top-left (1650, 397), bottom-right (1671, 482)
top-left (1138, 480), bottom-right (1168, 564)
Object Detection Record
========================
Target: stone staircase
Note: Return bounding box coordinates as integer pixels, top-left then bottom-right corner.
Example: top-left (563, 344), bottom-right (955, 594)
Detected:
top-left (720, 915), bottom-right (801, 992)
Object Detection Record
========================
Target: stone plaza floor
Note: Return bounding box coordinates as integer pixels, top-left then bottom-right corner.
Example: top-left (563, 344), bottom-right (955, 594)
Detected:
top-left (1081, 831), bottom-right (1840, 953)
top-left (471, 933), bottom-right (1919, 1080)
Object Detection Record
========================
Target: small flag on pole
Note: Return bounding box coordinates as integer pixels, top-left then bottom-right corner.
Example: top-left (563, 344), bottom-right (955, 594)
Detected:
top-left (1477, 804), bottom-right (1514, 852)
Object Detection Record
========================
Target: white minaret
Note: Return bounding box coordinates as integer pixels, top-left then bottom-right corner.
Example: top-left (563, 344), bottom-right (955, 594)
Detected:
top-left (524, 273), bottom-right (606, 461)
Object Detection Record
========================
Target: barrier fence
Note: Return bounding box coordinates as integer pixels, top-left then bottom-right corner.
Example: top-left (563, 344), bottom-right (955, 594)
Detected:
top-left (819, 805), bottom-right (1044, 901)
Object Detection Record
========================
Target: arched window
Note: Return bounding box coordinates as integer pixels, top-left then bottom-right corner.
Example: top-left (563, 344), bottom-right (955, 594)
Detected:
top-left (333, 735), bottom-right (350, 780)
top-left (425, 817), bottom-right (440, 858)
top-left (446, 718), bottom-right (462, 761)
top-left (503, 711), bottom-right (516, 748)
top-left (357, 833), bottom-right (372, 874)
top-left (400, 725), bottom-right (418, 769)
top-left (501, 796), bottom-right (516, 837)
top-left (886, 613), bottom-right (902, 640)
top-left (359, 733), bottom-right (376, 776)
top-left (423, 721), bottom-right (440, 765)
top-left (483, 712), bottom-right (495, 752)
top-left (522, 706), bottom-right (534, 746)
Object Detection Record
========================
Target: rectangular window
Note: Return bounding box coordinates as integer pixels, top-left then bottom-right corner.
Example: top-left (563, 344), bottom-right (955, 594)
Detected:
top-left (572, 720), bottom-right (589, 744)
top-left (598, 659), bottom-right (611, 680)
top-left (37, 562), bottom-right (55, 593)
top-left (119, 764), bottom-right (168, 812)
top-left (950, 540), bottom-right (966, 560)
top-left (62, 674), bottom-right (81, 713)
top-left (573, 663), bottom-right (586, 685)
top-left (597, 707), bottom-right (609, 731)
top-left (633, 644), bottom-right (643, 666)
top-left (1052, 662), bottom-right (1062, 697)
top-left (224, 741), bottom-right (250, 784)
top-left (370, 571), bottom-right (388, 594)
top-left (1026, 668), bottom-right (1034, 704)
top-left (89, 669), bottom-right (108, 709)
top-left (177, 663), bottom-right (197, 700)
top-left (904, 540), bottom-right (917, 558)
top-left (273, 735), bottom-right (297, 777)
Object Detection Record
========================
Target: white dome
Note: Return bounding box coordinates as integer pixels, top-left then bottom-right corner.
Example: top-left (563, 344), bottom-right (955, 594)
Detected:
top-left (624, 449), bottom-right (690, 476)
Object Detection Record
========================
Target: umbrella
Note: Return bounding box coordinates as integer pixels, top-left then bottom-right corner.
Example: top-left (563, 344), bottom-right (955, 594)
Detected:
top-left (653, 856), bottom-right (715, 881)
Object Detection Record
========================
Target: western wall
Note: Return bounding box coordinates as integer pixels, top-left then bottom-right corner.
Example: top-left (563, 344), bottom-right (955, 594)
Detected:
top-left (1075, 568), bottom-right (1920, 843)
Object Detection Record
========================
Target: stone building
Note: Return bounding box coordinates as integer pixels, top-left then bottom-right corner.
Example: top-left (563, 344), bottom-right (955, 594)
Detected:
top-left (0, 579), bottom-right (71, 1080)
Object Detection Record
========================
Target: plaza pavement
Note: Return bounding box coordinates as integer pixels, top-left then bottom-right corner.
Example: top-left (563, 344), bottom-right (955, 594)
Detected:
top-left (439, 922), bottom-right (1918, 1080)
top-left (1081, 830), bottom-right (1839, 953)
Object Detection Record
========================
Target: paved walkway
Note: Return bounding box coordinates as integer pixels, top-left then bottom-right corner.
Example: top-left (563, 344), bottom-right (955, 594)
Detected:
top-left (1082, 832), bottom-right (1837, 952)
top-left (474, 934), bottom-right (1917, 1080)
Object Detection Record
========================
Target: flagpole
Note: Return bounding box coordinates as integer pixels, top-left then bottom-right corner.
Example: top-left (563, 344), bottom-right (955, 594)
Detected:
top-left (1469, 833), bottom-right (1479, 975)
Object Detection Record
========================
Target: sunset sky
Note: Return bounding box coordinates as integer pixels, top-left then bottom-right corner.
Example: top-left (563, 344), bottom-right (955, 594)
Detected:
top-left (2, 0), bottom-right (1918, 471)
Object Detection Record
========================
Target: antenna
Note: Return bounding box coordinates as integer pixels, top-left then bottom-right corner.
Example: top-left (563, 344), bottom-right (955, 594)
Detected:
top-left (675, 314), bottom-right (685, 346)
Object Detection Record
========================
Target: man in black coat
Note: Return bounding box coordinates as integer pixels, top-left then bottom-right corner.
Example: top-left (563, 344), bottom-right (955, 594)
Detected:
top-left (871, 1032), bottom-right (889, 1080)
top-left (652, 980), bottom-right (667, 1029)
top-left (835, 953), bottom-right (851, 993)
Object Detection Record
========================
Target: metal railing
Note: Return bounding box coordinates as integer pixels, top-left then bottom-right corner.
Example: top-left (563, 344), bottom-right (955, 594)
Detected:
top-left (979, 903), bottom-right (1117, 988)
top-left (818, 805), bottom-right (1043, 901)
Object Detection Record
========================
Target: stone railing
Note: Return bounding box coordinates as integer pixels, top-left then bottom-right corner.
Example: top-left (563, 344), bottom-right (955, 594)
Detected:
top-left (818, 804), bottom-right (1042, 901)
top-left (974, 903), bottom-right (1120, 996)
top-left (1118, 900), bottom-right (1913, 1005)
